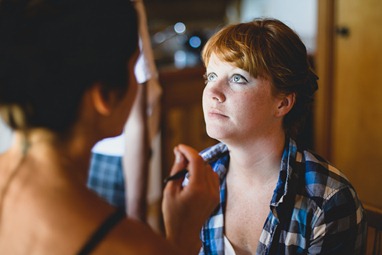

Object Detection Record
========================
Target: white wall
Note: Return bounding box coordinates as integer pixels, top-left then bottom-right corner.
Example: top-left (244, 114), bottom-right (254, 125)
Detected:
top-left (240, 0), bottom-right (317, 53)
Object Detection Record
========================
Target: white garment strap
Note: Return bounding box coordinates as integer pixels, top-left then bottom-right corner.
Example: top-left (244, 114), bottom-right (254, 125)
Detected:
top-left (224, 236), bottom-right (237, 255)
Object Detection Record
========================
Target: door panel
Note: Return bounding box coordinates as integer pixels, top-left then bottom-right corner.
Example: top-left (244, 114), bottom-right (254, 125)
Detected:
top-left (332, 0), bottom-right (382, 208)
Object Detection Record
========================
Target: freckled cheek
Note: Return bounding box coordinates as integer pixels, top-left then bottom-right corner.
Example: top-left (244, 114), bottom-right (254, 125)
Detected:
top-left (202, 89), bottom-right (209, 111)
top-left (234, 95), bottom-right (266, 117)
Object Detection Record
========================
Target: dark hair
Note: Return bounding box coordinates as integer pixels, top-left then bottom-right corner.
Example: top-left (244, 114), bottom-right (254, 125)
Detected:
top-left (202, 18), bottom-right (318, 139)
top-left (0, 0), bottom-right (138, 133)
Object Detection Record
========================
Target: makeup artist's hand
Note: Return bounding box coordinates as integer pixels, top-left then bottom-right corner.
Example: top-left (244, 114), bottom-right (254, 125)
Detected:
top-left (162, 144), bottom-right (219, 254)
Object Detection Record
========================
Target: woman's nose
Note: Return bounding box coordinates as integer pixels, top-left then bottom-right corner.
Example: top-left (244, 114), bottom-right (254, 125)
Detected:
top-left (205, 80), bottom-right (226, 103)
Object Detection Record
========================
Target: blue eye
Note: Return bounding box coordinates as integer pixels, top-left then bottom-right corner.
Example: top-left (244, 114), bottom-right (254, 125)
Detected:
top-left (230, 74), bottom-right (248, 84)
top-left (206, 72), bottom-right (217, 82)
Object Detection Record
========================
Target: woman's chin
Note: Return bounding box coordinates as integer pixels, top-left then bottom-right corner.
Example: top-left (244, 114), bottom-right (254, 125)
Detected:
top-left (206, 127), bottom-right (230, 141)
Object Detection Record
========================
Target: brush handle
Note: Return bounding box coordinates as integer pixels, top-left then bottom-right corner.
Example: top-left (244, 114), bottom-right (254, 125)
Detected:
top-left (163, 168), bottom-right (189, 184)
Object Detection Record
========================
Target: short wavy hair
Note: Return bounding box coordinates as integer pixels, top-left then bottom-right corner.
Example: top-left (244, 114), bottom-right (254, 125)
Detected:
top-left (202, 18), bottom-right (318, 139)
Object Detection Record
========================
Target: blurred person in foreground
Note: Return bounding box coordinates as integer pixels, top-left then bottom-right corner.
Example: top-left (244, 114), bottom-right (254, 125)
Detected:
top-left (0, 0), bottom-right (219, 254)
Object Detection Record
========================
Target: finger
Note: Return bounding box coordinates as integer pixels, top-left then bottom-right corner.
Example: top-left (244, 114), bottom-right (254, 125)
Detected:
top-left (176, 144), bottom-right (206, 185)
top-left (207, 170), bottom-right (220, 194)
top-left (163, 175), bottom-right (184, 194)
top-left (169, 146), bottom-right (187, 175)
top-left (164, 146), bottom-right (188, 191)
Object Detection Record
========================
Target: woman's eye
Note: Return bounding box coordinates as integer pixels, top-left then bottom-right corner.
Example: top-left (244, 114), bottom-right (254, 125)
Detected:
top-left (230, 74), bottom-right (248, 84)
top-left (206, 72), bottom-right (217, 82)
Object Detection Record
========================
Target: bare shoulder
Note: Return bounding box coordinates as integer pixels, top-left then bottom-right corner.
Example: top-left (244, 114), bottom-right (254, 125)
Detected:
top-left (93, 218), bottom-right (179, 255)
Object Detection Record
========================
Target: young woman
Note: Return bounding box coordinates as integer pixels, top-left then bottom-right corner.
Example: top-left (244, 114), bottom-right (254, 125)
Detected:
top-left (198, 19), bottom-right (367, 255)
top-left (0, 0), bottom-right (219, 254)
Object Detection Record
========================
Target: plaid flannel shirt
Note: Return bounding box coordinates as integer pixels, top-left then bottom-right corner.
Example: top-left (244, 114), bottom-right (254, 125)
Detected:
top-left (199, 138), bottom-right (367, 255)
top-left (87, 152), bottom-right (126, 207)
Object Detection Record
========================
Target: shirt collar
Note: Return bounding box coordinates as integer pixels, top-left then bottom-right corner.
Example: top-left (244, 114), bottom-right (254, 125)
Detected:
top-left (270, 137), bottom-right (299, 221)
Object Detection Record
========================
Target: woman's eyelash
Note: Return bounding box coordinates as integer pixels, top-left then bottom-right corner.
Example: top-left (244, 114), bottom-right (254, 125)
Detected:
top-left (231, 74), bottom-right (248, 83)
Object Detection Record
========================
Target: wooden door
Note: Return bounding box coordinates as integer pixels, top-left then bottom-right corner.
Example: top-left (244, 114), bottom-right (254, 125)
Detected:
top-left (332, 0), bottom-right (382, 209)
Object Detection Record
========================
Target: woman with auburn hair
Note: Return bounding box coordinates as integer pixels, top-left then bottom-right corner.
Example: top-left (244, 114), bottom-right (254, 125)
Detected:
top-left (0, 0), bottom-right (219, 254)
top-left (198, 19), bottom-right (367, 254)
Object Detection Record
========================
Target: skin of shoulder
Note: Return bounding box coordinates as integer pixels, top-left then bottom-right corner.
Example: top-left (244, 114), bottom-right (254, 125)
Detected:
top-left (93, 219), bottom-right (179, 255)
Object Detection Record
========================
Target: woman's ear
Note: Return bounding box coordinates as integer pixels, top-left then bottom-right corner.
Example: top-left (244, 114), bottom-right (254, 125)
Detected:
top-left (89, 83), bottom-right (115, 116)
top-left (275, 93), bottom-right (295, 117)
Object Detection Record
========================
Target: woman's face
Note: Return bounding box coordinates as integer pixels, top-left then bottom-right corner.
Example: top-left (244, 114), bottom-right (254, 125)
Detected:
top-left (202, 53), bottom-right (283, 144)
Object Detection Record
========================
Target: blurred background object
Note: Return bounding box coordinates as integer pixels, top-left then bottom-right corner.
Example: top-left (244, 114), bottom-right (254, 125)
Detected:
top-left (145, 0), bottom-right (317, 69)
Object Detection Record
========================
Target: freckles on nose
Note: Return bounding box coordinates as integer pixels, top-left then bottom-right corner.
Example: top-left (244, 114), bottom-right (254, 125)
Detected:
top-left (204, 88), bottom-right (218, 103)
top-left (205, 81), bottom-right (222, 95)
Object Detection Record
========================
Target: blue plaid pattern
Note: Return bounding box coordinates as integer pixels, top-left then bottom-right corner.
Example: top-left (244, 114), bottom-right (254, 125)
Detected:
top-left (199, 138), bottom-right (367, 255)
top-left (87, 153), bottom-right (126, 207)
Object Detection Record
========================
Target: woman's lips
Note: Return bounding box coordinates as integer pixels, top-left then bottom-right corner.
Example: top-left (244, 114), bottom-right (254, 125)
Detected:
top-left (207, 109), bottom-right (228, 118)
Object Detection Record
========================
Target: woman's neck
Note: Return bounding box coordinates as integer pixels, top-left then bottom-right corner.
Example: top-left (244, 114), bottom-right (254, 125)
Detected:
top-left (10, 128), bottom-right (95, 184)
top-left (225, 130), bottom-right (286, 184)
